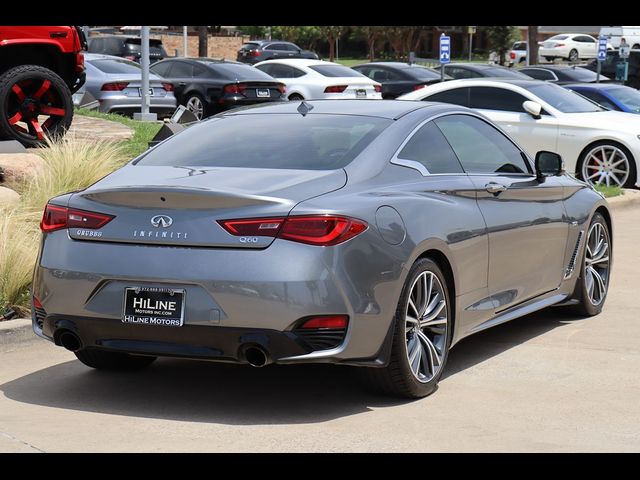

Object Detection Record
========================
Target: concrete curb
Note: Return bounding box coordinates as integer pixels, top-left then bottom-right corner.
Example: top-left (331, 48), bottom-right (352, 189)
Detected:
top-left (0, 318), bottom-right (33, 346)
top-left (607, 189), bottom-right (640, 210)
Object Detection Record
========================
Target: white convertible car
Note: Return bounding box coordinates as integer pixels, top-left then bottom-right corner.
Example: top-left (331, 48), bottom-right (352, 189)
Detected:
top-left (254, 59), bottom-right (382, 101)
top-left (400, 78), bottom-right (640, 188)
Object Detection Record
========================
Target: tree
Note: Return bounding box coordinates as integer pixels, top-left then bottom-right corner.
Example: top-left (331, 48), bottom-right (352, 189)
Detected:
top-left (237, 26), bottom-right (267, 39)
top-left (353, 26), bottom-right (384, 61)
top-left (528, 26), bottom-right (539, 66)
top-left (484, 26), bottom-right (518, 65)
top-left (198, 26), bottom-right (208, 57)
top-left (319, 26), bottom-right (344, 61)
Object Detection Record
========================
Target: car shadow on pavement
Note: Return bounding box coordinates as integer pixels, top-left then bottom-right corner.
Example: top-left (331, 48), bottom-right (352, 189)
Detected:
top-left (0, 309), bottom-right (585, 425)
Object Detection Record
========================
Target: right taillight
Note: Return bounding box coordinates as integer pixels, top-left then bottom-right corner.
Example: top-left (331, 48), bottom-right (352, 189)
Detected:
top-left (101, 82), bottom-right (129, 91)
top-left (510, 52), bottom-right (516, 59)
top-left (40, 204), bottom-right (114, 233)
top-left (218, 215), bottom-right (368, 246)
top-left (324, 85), bottom-right (348, 93)
top-left (249, 50), bottom-right (262, 57)
top-left (413, 84), bottom-right (427, 90)
top-left (162, 82), bottom-right (174, 92)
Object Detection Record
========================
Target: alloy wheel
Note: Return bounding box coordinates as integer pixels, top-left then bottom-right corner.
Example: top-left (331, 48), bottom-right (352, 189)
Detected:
top-left (569, 49), bottom-right (579, 62)
top-left (585, 221), bottom-right (610, 306)
top-left (404, 271), bottom-right (448, 383)
top-left (5, 78), bottom-right (67, 141)
top-left (186, 96), bottom-right (204, 120)
top-left (581, 145), bottom-right (630, 187)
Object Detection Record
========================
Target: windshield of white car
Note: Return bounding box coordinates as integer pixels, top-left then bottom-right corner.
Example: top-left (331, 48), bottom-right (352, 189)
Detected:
top-left (309, 65), bottom-right (365, 77)
top-left (525, 84), bottom-right (605, 113)
top-left (609, 87), bottom-right (640, 113)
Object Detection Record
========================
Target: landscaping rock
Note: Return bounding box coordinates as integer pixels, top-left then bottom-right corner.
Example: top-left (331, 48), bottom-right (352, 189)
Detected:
top-left (0, 153), bottom-right (45, 183)
top-left (0, 185), bottom-right (20, 205)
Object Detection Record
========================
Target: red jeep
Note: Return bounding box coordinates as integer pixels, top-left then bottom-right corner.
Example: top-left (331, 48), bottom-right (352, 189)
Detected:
top-left (0, 26), bottom-right (87, 146)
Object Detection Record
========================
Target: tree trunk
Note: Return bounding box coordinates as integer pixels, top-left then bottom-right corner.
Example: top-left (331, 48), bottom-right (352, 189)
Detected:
top-left (198, 26), bottom-right (208, 57)
top-left (368, 36), bottom-right (375, 61)
top-left (328, 34), bottom-right (335, 61)
top-left (528, 26), bottom-right (539, 66)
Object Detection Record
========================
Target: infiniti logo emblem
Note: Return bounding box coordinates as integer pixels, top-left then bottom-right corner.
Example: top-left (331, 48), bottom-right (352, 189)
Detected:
top-left (150, 215), bottom-right (173, 228)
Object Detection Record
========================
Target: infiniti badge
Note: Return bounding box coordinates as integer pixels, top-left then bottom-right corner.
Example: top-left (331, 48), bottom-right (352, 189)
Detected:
top-left (150, 215), bottom-right (173, 228)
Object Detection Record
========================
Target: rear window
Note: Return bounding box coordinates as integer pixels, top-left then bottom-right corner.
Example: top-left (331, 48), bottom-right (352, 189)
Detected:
top-left (241, 43), bottom-right (259, 51)
top-left (309, 65), bottom-right (364, 77)
top-left (513, 42), bottom-right (527, 50)
top-left (209, 63), bottom-right (275, 80)
top-left (125, 38), bottom-right (164, 47)
top-left (562, 67), bottom-right (602, 81)
top-left (89, 58), bottom-right (141, 74)
top-left (404, 67), bottom-right (440, 80)
top-left (137, 114), bottom-right (392, 170)
top-left (484, 67), bottom-right (531, 78)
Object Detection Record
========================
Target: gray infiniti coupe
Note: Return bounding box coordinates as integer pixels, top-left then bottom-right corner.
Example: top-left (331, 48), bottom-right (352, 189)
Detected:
top-left (33, 100), bottom-right (612, 398)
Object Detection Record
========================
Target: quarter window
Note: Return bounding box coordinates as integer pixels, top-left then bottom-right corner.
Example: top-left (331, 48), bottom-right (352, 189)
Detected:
top-left (397, 122), bottom-right (464, 174)
top-left (435, 115), bottom-right (531, 174)
top-left (469, 86), bottom-right (528, 112)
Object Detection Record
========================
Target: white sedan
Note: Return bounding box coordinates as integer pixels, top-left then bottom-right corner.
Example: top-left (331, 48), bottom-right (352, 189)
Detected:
top-left (254, 59), bottom-right (382, 100)
top-left (399, 78), bottom-right (640, 188)
top-left (539, 34), bottom-right (598, 62)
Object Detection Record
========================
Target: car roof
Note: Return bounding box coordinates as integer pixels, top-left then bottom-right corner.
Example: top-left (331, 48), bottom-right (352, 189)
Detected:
top-left (256, 58), bottom-right (338, 67)
top-left (524, 65), bottom-right (590, 71)
top-left (159, 57), bottom-right (241, 65)
top-left (244, 39), bottom-right (294, 45)
top-left (223, 99), bottom-right (453, 120)
top-left (563, 82), bottom-right (628, 90)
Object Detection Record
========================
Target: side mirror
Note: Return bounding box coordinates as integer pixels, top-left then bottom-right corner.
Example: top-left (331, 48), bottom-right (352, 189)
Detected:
top-left (535, 151), bottom-right (564, 180)
top-left (523, 100), bottom-right (542, 119)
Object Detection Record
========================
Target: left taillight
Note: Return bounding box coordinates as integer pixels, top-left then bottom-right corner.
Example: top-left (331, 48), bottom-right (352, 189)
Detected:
top-left (218, 215), bottom-right (368, 246)
top-left (374, 85), bottom-right (382, 93)
top-left (277, 83), bottom-right (286, 94)
top-left (40, 204), bottom-right (114, 233)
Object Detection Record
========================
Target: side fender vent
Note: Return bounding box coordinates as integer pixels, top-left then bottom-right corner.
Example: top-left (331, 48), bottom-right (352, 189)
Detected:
top-left (564, 230), bottom-right (584, 280)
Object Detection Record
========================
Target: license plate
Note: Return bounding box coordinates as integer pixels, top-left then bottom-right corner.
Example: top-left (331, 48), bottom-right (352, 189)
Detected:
top-left (256, 88), bottom-right (271, 98)
top-left (122, 287), bottom-right (185, 327)
top-left (138, 88), bottom-right (154, 96)
top-left (356, 89), bottom-right (367, 98)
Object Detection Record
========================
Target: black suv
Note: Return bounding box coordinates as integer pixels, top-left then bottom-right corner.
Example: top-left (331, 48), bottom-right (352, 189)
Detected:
top-left (87, 35), bottom-right (168, 63)
top-left (585, 49), bottom-right (640, 89)
top-left (236, 40), bottom-right (318, 65)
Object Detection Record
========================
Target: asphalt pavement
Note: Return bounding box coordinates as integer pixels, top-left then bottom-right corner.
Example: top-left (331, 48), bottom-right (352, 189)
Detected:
top-left (1, 206), bottom-right (639, 452)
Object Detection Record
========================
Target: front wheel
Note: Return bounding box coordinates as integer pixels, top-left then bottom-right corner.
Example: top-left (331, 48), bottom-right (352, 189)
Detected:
top-left (544, 56), bottom-right (555, 62)
top-left (363, 258), bottom-right (452, 398)
top-left (0, 65), bottom-right (73, 147)
top-left (579, 141), bottom-right (636, 188)
top-left (568, 213), bottom-right (611, 316)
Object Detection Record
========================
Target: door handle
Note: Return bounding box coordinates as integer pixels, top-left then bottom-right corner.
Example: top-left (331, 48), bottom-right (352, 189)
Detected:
top-left (485, 183), bottom-right (507, 194)
top-left (178, 82), bottom-right (187, 86)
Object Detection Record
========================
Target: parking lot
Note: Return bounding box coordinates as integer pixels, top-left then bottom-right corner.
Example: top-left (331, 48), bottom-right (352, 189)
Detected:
top-left (1, 204), bottom-right (638, 453)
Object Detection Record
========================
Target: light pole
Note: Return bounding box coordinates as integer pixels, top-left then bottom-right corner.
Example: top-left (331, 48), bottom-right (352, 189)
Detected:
top-left (134, 26), bottom-right (157, 121)
top-left (183, 26), bottom-right (188, 57)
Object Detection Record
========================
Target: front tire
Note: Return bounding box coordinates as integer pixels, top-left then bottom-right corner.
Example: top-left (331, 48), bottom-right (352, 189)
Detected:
top-left (0, 65), bottom-right (73, 147)
top-left (578, 141), bottom-right (636, 188)
top-left (364, 258), bottom-right (452, 398)
top-left (568, 213), bottom-right (611, 316)
top-left (75, 348), bottom-right (157, 371)
top-left (568, 49), bottom-right (579, 62)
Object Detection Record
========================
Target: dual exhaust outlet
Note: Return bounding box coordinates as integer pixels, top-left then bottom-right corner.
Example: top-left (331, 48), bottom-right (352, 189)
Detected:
top-left (56, 329), bottom-right (272, 368)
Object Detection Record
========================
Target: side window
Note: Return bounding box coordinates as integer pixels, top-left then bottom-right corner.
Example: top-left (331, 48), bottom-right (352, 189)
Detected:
top-left (170, 62), bottom-right (193, 77)
top-left (192, 64), bottom-right (210, 77)
top-left (397, 122), bottom-right (464, 174)
top-left (577, 91), bottom-right (619, 110)
top-left (265, 43), bottom-right (284, 51)
top-left (255, 63), bottom-right (273, 75)
top-left (354, 67), bottom-right (370, 78)
top-left (269, 64), bottom-right (297, 78)
top-left (435, 114), bottom-right (531, 175)
top-left (522, 69), bottom-right (555, 81)
top-left (150, 61), bottom-right (172, 77)
top-left (284, 44), bottom-right (299, 52)
top-left (469, 86), bottom-right (528, 113)
top-left (425, 87), bottom-right (470, 107)
top-left (291, 67), bottom-right (306, 78)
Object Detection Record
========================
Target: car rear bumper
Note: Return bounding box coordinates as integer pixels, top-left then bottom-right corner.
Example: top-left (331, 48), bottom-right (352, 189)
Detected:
top-left (97, 94), bottom-right (177, 115)
top-left (32, 231), bottom-right (398, 366)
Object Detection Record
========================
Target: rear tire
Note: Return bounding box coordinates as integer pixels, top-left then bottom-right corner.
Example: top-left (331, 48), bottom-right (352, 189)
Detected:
top-left (567, 213), bottom-right (611, 316)
top-left (363, 258), bottom-right (452, 398)
top-left (288, 93), bottom-right (304, 101)
top-left (0, 65), bottom-right (73, 147)
top-left (544, 56), bottom-right (555, 62)
top-left (184, 93), bottom-right (206, 120)
top-left (568, 49), bottom-right (579, 62)
top-left (75, 348), bottom-right (157, 371)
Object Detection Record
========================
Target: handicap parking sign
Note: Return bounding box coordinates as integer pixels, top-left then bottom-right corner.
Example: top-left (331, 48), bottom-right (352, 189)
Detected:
top-left (440, 35), bottom-right (451, 64)
top-left (598, 38), bottom-right (607, 61)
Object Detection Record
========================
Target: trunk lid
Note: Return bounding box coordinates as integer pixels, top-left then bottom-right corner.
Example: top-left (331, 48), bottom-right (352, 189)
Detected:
top-left (67, 165), bottom-right (347, 248)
